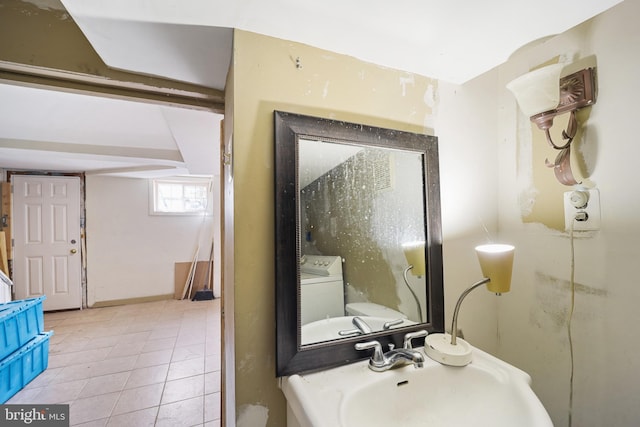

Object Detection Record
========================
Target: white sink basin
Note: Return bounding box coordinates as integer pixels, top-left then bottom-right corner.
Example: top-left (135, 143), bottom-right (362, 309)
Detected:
top-left (280, 345), bottom-right (552, 427)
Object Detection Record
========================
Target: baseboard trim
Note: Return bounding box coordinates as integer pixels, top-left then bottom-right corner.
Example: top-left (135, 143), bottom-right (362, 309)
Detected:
top-left (91, 293), bottom-right (175, 308)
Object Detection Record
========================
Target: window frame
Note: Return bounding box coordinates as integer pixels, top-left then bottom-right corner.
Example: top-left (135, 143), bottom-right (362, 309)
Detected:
top-left (149, 177), bottom-right (212, 216)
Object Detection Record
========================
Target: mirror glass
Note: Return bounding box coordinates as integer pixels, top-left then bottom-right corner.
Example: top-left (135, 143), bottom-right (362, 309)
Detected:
top-left (299, 139), bottom-right (427, 345)
top-left (275, 111), bottom-right (443, 376)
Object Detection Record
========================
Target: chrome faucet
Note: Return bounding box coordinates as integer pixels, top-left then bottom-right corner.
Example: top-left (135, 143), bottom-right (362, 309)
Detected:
top-left (355, 330), bottom-right (428, 372)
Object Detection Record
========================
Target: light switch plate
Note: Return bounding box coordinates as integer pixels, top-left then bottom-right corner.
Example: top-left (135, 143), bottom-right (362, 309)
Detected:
top-left (564, 189), bottom-right (601, 231)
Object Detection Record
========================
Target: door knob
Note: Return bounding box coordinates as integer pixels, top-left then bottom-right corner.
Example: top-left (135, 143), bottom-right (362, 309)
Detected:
top-left (70, 249), bottom-right (77, 254)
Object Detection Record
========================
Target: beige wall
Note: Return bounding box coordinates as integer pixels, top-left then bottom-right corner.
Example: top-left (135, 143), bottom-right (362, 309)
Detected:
top-left (0, 0), bottom-right (112, 76)
top-left (495, 1), bottom-right (640, 426)
top-left (85, 176), bottom-right (215, 306)
top-left (229, 5), bottom-right (640, 424)
top-left (229, 30), bottom-right (445, 426)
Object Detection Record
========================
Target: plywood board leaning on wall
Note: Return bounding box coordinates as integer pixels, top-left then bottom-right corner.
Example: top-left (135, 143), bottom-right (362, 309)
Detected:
top-left (0, 183), bottom-right (11, 263)
top-left (0, 232), bottom-right (7, 275)
top-left (174, 261), bottom-right (214, 300)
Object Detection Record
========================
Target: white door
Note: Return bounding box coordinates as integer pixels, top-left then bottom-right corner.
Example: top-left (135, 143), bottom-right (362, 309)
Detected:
top-left (12, 175), bottom-right (82, 311)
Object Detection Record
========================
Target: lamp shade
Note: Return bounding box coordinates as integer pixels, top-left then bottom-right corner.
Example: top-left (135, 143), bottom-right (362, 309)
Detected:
top-left (506, 63), bottom-right (564, 117)
top-left (403, 241), bottom-right (426, 276)
top-left (475, 244), bottom-right (515, 293)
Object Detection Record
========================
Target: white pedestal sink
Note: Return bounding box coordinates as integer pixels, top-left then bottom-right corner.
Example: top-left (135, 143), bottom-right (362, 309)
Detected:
top-left (280, 344), bottom-right (552, 427)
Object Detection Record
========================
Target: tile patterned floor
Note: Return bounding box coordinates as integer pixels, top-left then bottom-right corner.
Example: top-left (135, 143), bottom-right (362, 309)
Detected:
top-left (8, 298), bottom-right (221, 426)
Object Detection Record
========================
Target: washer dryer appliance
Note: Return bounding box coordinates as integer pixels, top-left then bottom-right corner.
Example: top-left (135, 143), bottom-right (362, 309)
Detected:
top-left (300, 255), bottom-right (345, 325)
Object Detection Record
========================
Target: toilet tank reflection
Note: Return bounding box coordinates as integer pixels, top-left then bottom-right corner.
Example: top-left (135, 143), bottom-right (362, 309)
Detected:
top-left (300, 254), bottom-right (416, 345)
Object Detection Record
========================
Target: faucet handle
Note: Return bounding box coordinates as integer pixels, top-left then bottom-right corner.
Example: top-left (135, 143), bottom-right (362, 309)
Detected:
top-left (352, 316), bottom-right (372, 334)
top-left (355, 340), bottom-right (384, 364)
top-left (338, 328), bottom-right (361, 337)
top-left (403, 330), bottom-right (428, 349)
top-left (382, 318), bottom-right (404, 330)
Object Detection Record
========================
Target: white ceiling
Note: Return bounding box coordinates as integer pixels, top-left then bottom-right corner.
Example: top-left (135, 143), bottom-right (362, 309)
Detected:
top-left (0, 82), bottom-right (222, 178)
top-left (0, 0), bottom-right (623, 179)
top-left (60, 0), bottom-right (623, 87)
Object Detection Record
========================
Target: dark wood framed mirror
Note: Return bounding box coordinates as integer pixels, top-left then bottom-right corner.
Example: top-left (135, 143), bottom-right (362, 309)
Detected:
top-left (275, 111), bottom-right (444, 376)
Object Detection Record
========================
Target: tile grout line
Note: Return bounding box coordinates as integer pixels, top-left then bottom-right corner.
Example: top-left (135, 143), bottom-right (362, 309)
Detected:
top-left (9, 299), bottom-right (220, 426)
top-left (154, 302), bottom-right (186, 425)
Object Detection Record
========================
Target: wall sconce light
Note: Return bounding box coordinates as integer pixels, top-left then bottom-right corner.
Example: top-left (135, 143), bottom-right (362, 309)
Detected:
top-left (507, 64), bottom-right (597, 185)
top-left (402, 241), bottom-right (426, 323)
top-left (424, 244), bottom-right (515, 366)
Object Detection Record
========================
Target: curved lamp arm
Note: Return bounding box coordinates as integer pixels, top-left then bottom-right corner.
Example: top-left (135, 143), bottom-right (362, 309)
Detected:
top-left (403, 265), bottom-right (424, 323)
top-left (533, 110), bottom-right (580, 185)
top-left (536, 109), bottom-right (578, 150)
top-left (450, 277), bottom-right (490, 345)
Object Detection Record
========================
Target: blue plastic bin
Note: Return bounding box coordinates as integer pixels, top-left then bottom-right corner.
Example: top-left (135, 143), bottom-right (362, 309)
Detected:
top-left (0, 331), bottom-right (53, 403)
top-left (0, 296), bottom-right (46, 361)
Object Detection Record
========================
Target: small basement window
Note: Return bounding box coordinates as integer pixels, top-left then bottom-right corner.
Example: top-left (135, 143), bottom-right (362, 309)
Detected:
top-left (150, 177), bottom-right (212, 215)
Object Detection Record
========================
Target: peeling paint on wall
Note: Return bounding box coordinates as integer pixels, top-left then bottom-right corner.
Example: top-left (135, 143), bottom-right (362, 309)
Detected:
top-left (322, 80), bottom-right (330, 98)
top-left (514, 107), bottom-right (538, 218)
top-left (237, 404), bottom-right (269, 427)
top-left (238, 352), bottom-right (258, 373)
top-left (399, 74), bottom-right (415, 96)
top-left (573, 108), bottom-right (598, 182)
top-left (21, 0), bottom-right (65, 12)
top-left (518, 186), bottom-right (539, 217)
top-left (423, 83), bottom-right (437, 131)
top-left (530, 271), bottom-right (608, 332)
top-left (536, 270), bottom-right (608, 296)
top-left (423, 84), bottom-right (436, 109)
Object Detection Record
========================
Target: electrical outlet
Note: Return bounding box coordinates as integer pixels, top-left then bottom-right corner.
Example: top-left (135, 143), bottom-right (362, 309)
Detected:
top-left (564, 188), bottom-right (601, 231)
